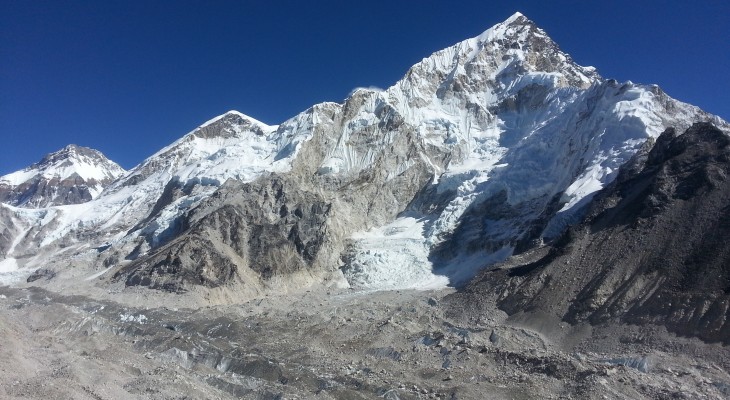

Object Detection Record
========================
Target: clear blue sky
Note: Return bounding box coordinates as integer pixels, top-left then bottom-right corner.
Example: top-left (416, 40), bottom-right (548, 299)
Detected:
top-left (2, 0), bottom-right (728, 173)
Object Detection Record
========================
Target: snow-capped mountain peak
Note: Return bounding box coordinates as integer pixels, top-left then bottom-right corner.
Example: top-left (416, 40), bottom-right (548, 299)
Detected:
top-left (393, 11), bottom-right (599, 93)
top-left (103, 109), bottom-right (289, 196)
top-left (198, 110), bottom-right (273, 132)
top-left (507, 11), bottom-right (526, 20)
top-left (3, 144), bottom-right (123, 184)
top-left (0, 144), bottom-right (125, 208)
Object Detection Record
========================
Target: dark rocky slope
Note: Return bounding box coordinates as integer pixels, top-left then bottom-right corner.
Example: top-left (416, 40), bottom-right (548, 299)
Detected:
top-left (1, 174), bottom-right (96, 207)
top-left (113, 175), bottom-right (332, 293)
top-left (453, 123), bottom-right (730, 343)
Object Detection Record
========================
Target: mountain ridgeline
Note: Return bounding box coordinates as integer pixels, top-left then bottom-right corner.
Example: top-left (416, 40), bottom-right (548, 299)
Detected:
top-left (0, 13), bottom-right (728, 341)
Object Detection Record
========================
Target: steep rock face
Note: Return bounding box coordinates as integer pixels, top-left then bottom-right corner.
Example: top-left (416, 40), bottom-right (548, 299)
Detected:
top-left (0, 206), bottom-right (23, 258)
top-left (114, 176), bottom-right (332, 292)
top-left (0, 145), bottom-right (125, 208)
top-left (460, 123), bottom-right (730, 343)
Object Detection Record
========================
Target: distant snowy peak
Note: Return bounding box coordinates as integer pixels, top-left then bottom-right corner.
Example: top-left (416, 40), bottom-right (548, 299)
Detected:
top-left (197, 110), bottom-right (274, 133)
top-left (9, 144), bottom-right (125, 183)
top-left (0, 144), bottom-right (125, 208)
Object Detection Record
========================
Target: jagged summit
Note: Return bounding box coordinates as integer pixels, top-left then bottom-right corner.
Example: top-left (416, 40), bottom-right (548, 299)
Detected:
top-left (0, 144), bottom-right (125, 208)
top-left (101, 106), bottom-right (291, 198)
top-left (18, 144), bottom-right (124, 182)
top-left (198, 110), bottom-right (273, 131)
top-left (486, 11), bottom-right (532, 32)
top-left (394, 10), bottom-right (599, 92)
top-left (32, 144), bottom-right (120, 175)
top-left (506, 11), bottom-right (525, 20)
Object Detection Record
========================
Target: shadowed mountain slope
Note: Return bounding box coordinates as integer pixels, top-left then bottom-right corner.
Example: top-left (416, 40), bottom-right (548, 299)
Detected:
top-left (455, 122), bottom-right (730, 343)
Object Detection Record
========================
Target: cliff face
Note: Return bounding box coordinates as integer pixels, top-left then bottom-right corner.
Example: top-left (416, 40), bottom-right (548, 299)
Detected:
top-left (114, 176), bottom-right (332, 292)
top-left (460, 123), bottom-right (730, 343)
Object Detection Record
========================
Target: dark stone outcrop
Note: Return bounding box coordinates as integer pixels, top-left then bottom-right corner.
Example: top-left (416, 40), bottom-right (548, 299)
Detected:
top-left (0, 174), bottom-right (96, 207)
top-left (26, 268), bottom-right (56, 283)
top-left (114, 175), bottom-right (331, 292)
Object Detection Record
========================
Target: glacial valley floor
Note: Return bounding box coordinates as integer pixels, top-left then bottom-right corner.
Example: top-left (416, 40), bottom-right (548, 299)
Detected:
top-left (0, 285), bottom-right (728, 399)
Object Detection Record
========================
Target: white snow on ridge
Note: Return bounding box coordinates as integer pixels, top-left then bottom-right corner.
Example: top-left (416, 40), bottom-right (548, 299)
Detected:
top-left (198, 110), bottom-right (274, 130)
top-left (2, 109), bottom-right (317, 260)
top-left (0, 146), bottom-right (125, 186)
top-left (0, 169), bottom-right (38, 186)
top-left (118, 111), bottom-right (279, 186)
